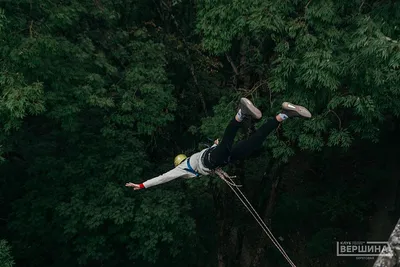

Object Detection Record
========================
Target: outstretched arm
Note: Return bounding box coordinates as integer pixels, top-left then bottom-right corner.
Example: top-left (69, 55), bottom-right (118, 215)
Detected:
top-left (125, 167), bottom-right (187, 190)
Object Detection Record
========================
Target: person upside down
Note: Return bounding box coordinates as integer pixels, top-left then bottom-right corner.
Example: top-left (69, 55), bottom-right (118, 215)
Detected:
top-left (126, 98), bottom-right (312, 190)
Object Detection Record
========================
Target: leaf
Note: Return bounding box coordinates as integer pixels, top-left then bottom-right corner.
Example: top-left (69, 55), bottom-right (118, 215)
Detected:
top-left (327, 128), bottom-right (353, 148)
top-left (0, 240), bottom-right (15, 267)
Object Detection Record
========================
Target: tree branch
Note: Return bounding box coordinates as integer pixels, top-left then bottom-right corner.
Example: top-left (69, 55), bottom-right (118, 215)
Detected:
top-left (359, 0), bottom-right (365, 12)
top-left (305, 0), bottom-right (312, 9)
top-left (240, 80), bottom-right (269, 98)
top-left (326, 109), bottom-right (342, 129)
top-left (225, 53), bottom-right (239, 75)
top-left (162, 3), bottom-right (208, 116)
top-left (29, 20), bottom-right (33, 38)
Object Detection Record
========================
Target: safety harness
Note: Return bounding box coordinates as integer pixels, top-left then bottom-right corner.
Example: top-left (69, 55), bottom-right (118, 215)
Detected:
top-left (184, 157), bottom-right (200, 176)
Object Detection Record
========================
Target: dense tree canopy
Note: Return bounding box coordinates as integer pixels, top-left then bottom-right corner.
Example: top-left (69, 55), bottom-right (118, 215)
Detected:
top-left (0, 0), bottom-right (399, 267)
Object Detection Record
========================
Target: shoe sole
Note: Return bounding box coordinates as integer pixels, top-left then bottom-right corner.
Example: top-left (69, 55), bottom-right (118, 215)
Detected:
top-left (240, 98), bottom-right (262, 119)
top-left (282, 102), bottom-right (312, 118)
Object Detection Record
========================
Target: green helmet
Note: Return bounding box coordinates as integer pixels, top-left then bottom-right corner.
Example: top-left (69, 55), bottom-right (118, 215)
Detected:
top-left (174, 154), bottom-right (187, 167)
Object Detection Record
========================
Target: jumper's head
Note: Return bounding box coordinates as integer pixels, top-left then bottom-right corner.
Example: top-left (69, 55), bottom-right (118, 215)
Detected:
top-left (174, 154), bottom-right (187, 167)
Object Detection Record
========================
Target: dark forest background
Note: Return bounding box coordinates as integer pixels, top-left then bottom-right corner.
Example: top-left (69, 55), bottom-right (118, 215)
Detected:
top-left (0, 0), bottom-right (399, 266)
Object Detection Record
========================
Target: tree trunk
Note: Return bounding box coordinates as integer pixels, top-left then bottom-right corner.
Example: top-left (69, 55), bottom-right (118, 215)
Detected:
top-left (239, 38), bottom-right (251, 90)
top-left (249, 164), bottom-right (284, 267)
top-left (214, 176), bottom-right (241, 267)
top-left (232, 161), bottom-right (285, 267)
top-left (218, 222), bottom-right (227, 267)
top-left (217, 35), bottom-right (261, 267)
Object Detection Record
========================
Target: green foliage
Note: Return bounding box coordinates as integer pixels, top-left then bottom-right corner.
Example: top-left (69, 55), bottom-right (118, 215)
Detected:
top-left (327, 128), bottom-right (353, 148)
top-left (1, 0), bottom-right (399, 267)
top-left (1, 1), bottom-right (184, 266)
top-left (196, 0), bottom-right (400, 156)
top-left (196, 0), bottom-right (287, 54)
top-left (200, 96), bottom-right (237, 138)
top-left (266, 134), bottom-right (295, 163)
top-left (0, 8), bottom-right (6, 33)
top-left (0, 240), bottom-right (14, 267)
top-left (121, 35), bottom-right (177, 135)
top-left (128, 190), bottom-right (196, 262)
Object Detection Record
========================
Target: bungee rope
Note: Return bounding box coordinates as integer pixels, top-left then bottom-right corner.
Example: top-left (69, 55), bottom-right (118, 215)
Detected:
top-left (212, 168), bottom-right (297, 267)
top-left (214, 168), bottom-right (242, 187)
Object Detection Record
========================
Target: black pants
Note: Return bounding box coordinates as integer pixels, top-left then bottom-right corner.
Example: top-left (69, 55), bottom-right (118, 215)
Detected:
top-left (203, 118), bottom-right (280, 169)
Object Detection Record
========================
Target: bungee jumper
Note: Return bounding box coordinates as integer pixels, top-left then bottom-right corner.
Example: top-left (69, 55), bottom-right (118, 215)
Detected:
top-left (126, 97), bottom-right (311, 266)
top-left (125, 98), bottom-right (312, 190)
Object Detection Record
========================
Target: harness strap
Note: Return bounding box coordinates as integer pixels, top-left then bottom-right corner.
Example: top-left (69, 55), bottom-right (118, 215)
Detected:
top-left (184, 157), bottom-right (200, 177)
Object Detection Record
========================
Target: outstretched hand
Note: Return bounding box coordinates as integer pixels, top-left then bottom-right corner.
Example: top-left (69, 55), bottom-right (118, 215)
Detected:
top-left (125, 182), bottom-right (141, 190)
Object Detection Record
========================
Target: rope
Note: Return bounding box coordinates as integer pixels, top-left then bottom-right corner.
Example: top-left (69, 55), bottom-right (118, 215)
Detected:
top-left (213, 168), bottom-right (297, 267)
top-left (214, 169), bottom-right (242, 187)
